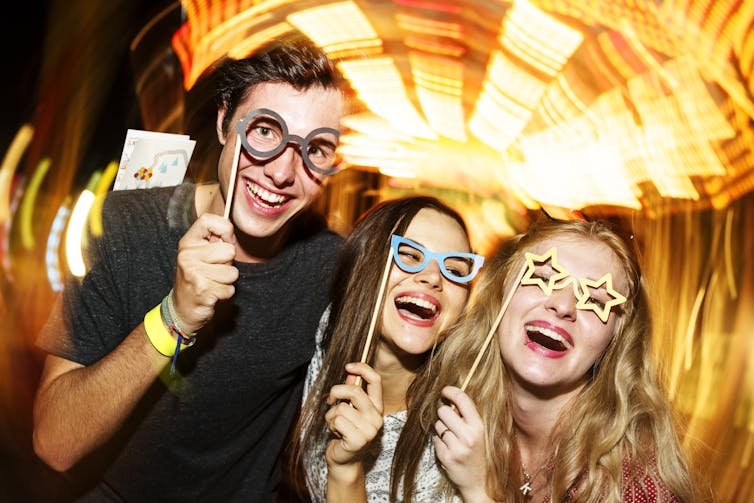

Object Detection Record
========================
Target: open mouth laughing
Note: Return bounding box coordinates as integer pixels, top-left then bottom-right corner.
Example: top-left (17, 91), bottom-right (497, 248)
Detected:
top-left (395, 295), bottom-right (439, 322)
top-left (246, 180), bottom-right (289, 208)
top-left (525, 324), bottom-right (573, 352)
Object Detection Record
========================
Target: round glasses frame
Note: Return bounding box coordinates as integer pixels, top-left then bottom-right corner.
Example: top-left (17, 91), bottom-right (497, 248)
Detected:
top-left (234, 107), bottom-right (341, 176)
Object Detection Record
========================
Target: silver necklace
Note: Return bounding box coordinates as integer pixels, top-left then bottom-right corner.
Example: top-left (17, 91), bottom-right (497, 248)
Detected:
top-left (519, 462), bottom-right (548, 496)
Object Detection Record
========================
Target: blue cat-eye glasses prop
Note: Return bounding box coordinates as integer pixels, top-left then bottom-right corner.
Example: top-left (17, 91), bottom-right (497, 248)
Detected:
top-left (390, 235), bottom-right (485, 283)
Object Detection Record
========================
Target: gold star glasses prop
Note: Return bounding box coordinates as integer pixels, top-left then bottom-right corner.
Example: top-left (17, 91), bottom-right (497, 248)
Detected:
top-left (522, 247), bottom-right (627, 323)
top-left (461, 246), bottom-right (628, 390)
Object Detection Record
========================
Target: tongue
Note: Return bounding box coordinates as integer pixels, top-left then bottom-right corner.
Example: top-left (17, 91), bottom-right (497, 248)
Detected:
top-left (528, 331), bottom-right (567, 352)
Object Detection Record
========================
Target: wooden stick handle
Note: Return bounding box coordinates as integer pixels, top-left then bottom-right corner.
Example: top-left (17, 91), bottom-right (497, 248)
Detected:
top-left (223, 136), bottom-right (242, 220)
top-left (353, 246), bottom-right (394, 387)
top-left (460, 262), bottom-right (527, 392)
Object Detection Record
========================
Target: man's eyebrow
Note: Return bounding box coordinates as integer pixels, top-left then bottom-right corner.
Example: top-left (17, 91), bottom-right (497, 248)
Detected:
top-left (309, 136), bottom-right (338, 148)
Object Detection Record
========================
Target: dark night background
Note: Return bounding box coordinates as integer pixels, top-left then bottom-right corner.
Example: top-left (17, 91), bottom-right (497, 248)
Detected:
top-left (0, 2), bottom-right (170, 500)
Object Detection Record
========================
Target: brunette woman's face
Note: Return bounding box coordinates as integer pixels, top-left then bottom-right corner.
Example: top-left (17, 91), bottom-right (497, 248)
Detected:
top-left (497, 235), bottom-right (628, 397)
top-left (380, 209), bottom-right (473, 358)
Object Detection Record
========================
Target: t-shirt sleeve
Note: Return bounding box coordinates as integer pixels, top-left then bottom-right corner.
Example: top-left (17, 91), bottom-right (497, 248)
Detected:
top-left (36, 186), bottom-right (186, 366)
top-left (36, 193), bottom-right (133, 365)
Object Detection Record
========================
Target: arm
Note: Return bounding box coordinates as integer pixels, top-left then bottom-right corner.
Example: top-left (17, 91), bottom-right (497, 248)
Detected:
top-left (434, 386), bottom-right (498, 503)
top-left (33, 214), bottom-right (238, 471)
top-left (324, 363), bottom-right (383, 502)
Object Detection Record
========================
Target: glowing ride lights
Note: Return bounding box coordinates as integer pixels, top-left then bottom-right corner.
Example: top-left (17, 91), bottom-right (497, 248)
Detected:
top-left (65, 189), bottom-right (96, 278)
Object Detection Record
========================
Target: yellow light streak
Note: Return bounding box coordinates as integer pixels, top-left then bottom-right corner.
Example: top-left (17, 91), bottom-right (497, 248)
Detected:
top-left (0, 124), bottom-right (34, 223)
top-left (65, 189), bottom-right (96, 278)
top-left (501, 0), bottom-right (583, 77)
top-left (226, 22), bottom-right (291, 60)
top-left (469, 51), bottom-right (547, 152)
top-left (178, 0), bottom-right (297, 88)
top-left (404, 36), bottom-right (465, 57)
top-left (411, 53), bottom-right (466, 141)
top-left (379, 166), bottom-right (417, 179)
top-left (396, 13), bottom-right (462, 39)
top-left (338, 57), bottom-right (437, 140)
top-left (88, 161), bottom-right (119, 237)
top-left (288, 1), bottom-right (378, 48)
top-left (18, 158), bottom-right (51, 250)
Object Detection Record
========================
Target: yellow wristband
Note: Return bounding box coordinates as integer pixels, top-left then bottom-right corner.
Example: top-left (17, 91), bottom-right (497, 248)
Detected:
top-left (144, 304), bottom-right (187, 357)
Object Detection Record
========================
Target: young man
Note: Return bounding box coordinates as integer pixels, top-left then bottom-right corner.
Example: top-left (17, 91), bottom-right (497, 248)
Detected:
top-left (33, 36), bottom-right (345, 501)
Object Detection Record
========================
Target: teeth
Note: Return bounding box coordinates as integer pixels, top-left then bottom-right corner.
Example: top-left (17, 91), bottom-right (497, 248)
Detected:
top-left (525, 324), bottom-right (572, 349)
top-left (247, 181), bottom-right (287, 206)
top-left (396, 296), bottom-right (437, 314)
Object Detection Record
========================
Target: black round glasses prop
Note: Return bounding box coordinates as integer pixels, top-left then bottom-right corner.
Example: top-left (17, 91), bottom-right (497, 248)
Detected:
top-left (234, 108), bottom-right (341, 176)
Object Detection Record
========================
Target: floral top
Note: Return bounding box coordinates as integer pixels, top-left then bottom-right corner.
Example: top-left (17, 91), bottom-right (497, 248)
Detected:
top-left (302, 308), bottom-right (458, 502)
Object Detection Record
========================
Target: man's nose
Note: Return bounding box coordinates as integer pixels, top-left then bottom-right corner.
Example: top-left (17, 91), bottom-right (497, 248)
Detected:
top-left (262, 144), bottom-right (299, 186)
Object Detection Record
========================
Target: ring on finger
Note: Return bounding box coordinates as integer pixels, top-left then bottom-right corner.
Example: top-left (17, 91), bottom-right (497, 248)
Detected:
top-left (440, 428), bottom-right (450, 440)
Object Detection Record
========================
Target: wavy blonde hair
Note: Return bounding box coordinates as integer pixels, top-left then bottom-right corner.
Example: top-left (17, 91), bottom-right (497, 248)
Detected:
top-left (397, 219), bottom-right (696, 502)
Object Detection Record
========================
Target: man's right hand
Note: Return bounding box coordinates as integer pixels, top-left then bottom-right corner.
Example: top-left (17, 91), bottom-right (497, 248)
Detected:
top-left (172, 213), bottom-right (239, 334)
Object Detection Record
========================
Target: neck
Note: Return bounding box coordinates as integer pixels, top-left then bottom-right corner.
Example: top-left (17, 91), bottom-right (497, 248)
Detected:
top-left (510, 388), bottom-right (568, 468)
top-left (234, 229), bottom-right (289, 262)
top-left (373, 340), bottom-right (426, 415)
top-left (197, 182), bottom-right (290, 263)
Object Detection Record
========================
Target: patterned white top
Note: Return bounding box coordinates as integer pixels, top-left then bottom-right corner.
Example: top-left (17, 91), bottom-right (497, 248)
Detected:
top-left (302, 308), bottom-right (458, 503)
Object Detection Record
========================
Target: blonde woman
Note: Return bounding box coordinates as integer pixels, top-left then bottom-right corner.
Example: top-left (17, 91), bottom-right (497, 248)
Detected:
top-left (398, 219), bottom-right (695, 502)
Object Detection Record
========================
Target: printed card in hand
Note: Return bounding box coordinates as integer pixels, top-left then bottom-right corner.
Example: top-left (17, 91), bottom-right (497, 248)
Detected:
top-left (113, 129), bottom-right (196, 190)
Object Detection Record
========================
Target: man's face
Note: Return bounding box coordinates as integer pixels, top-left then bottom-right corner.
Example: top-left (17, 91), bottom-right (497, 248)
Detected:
top-left (216, 82), bottom-right (343, 241)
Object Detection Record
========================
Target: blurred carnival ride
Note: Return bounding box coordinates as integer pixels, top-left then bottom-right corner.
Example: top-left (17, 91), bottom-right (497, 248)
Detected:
top-left (2, 0), bottom-right (753, 500)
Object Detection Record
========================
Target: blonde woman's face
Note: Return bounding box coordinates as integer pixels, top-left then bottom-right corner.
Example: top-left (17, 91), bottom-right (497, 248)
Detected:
top-left (379, 209), bottom-right (473, 358)
top-left (497, 235), bottom-right (628, 397)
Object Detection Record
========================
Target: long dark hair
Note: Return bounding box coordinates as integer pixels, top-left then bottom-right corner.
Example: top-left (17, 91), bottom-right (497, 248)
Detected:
top-left (288, 195), bottom-right (470, 494)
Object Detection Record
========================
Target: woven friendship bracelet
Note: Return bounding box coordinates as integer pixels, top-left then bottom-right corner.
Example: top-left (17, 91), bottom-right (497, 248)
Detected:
top-left (163, 289), bottom-right (197, 344)
top-left (143, 292), bottom-right (196, 374)
top-left (159, 290), bottom-right (197, 374)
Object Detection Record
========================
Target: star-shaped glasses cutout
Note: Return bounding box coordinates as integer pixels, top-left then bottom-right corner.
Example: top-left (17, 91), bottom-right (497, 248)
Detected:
top-left (519, 247), bottom-right (628, 323)
top-left (575, 275), bottom-right (627, 323)
top-left (520, 248), bottom-right (570, 295)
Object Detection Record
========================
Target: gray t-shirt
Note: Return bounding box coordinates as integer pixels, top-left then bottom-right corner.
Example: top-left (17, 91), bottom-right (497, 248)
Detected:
top-left (38, 183), bottom-right (342, 502)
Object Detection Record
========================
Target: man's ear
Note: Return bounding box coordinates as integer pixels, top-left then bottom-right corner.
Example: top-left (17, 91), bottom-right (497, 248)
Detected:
top-left (216, 107), bottom-right (228, 145)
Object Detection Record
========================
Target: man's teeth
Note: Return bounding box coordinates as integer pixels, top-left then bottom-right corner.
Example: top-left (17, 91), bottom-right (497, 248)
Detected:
top-left (525, 324), bottom-right (572, 349)
top-left (247, 182), bottom-right (287, 206)
top-left (396, 296), bottom-right (437, 314)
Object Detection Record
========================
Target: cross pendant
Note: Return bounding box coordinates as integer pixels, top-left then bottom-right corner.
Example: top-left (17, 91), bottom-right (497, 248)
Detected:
top-left (520, 481), bottom-right (533, 495)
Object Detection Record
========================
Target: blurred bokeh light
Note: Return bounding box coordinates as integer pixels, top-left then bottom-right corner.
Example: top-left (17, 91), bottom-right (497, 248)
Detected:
top-left (2, 0), bottom-right (753, 500)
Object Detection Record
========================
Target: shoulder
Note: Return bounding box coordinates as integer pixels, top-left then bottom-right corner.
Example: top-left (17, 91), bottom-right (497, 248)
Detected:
top-left (621, 457), bottom-right (681, 503)
top-left (101, 183), bottom-right (196, 232)
top-left (103, 183), bottom-right (192, 214)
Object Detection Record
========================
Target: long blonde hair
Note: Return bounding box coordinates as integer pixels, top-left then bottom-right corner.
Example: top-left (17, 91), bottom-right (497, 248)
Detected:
top-left (399, 219), bottom-right (696, 502)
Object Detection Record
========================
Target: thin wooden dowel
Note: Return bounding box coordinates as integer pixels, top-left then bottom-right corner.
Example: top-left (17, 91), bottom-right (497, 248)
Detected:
top-left (223, 136), bottom-right (242, 220)
top-left (460, 262), bottom-right (527, 392)
top-left (353, 246), bottom-right (394, 387)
